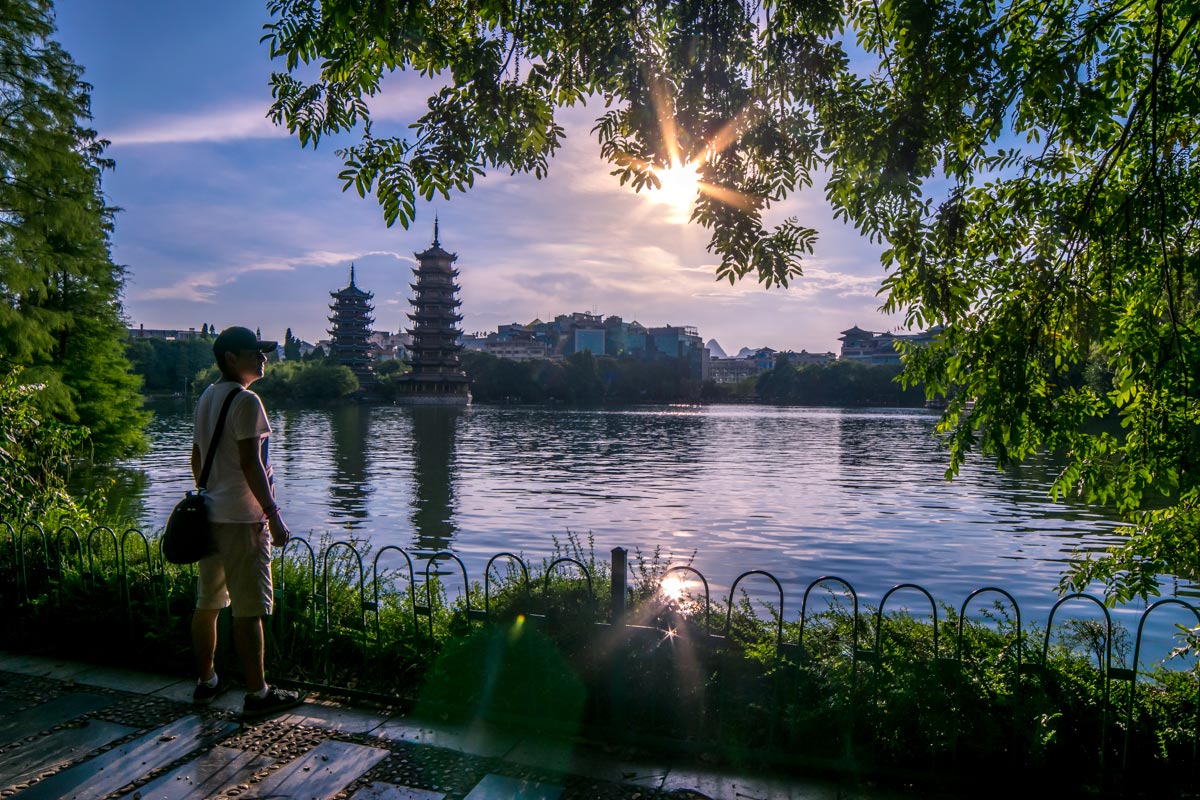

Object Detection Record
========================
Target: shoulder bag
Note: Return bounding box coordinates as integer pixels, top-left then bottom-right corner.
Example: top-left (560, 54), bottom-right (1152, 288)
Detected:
top-left (162, 385), bottom-right (243, 565)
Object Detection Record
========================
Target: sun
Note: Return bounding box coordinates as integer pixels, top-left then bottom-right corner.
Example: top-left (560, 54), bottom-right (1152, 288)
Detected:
top-left (650, 160), bottom-right (702, 222)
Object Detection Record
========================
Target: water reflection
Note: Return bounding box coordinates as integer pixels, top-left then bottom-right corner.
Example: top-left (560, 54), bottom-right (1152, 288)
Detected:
top-left (99, 403), bottom-right (1196, 624)
top-left (328, 405), bottom-right (373, 530)
top-left (409, 407), bottom-right (462, 553)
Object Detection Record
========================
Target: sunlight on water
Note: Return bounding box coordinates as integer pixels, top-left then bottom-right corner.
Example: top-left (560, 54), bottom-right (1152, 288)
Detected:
top-left (94, 401), bottom-right (1197, 660)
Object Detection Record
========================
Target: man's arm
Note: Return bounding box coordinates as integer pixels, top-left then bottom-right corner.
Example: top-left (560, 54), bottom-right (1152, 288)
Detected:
top-left (191, 443), bottom-right (201, 485)
top-left (237, 436), bottom-right (289, 546)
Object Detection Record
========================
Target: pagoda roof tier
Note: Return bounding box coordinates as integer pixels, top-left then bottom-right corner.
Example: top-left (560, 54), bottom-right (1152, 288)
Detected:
top-left (407, 311), bottom-right (464, 322)
top-left (411, 266), bottom-right (460, 279)
top-left (407, 336), bottom-right (462, 344)
top-left (406, 351), bottom-right (463, 362)
top-left (409, 282), bottom-right (462, 295)
top-left (405, 326), bottom-right (463, 336)
top-left (331, 288), bottom-right (372, 300)
top-left (406, 352), bottom-right (463, 363)
top-left (412, 352), bottom-right (468, 362)
top-left (401, 372), bottom-right (470, 383)
top-left (406, 357), bottom-right (466, 367)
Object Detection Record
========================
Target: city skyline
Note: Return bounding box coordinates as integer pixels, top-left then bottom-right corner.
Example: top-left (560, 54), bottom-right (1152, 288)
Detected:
top-left (54, 0), bottom-right (901, 355)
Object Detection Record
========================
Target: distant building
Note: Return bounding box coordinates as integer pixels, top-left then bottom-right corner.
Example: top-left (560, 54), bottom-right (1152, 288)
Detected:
top-left (328, 264), bottom-right (377, 387)
top-left (604, 316), bottom-right (648, 356)
top-left (368, 330), bottom-right (411, 362)
top-left (709, 358), bottom-right (760, 384)
top-left (779, 349), bottom-right (837, 366)
top-left (839, 326), bottom-right (939, 364)
top-left (396, 221), bottom-right (471, 404)
top-left (647, 325), bottom-right (707, 380)
top-left (709, 347), bottom-right (778, 384)
top-left (486, 338), bottom-right (549, 361)
top-left (127, 325), bottom-right (204, 340)
top-left (574, 326), bottom-right (605, 356)
top-left (465, 310), bottom-right (706, 377)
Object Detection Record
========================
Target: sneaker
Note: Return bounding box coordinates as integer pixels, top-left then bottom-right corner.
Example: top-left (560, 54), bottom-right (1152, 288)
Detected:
top-left (240, 686), bottom-right (305, 720)
top-left (192, 675), bottom-right (228, 705)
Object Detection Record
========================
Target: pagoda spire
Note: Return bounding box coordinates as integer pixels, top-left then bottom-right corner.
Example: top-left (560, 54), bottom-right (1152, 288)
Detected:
top-left (349, 262), bottom-right (356, 287)
top-left (432, 215), bottom-right (440, 247)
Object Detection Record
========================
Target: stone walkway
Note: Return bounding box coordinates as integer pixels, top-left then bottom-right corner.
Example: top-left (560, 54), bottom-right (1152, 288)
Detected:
top-left (0, 651), bottom-right (893, 800)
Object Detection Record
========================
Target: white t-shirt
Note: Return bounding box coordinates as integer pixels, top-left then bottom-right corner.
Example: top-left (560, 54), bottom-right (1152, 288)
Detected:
top-left (193, 381), bottom-right (273, 523)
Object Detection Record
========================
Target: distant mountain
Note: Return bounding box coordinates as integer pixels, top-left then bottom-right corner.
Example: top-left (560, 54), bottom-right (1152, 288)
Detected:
top-left (705, 339), bottom-right (728, 358)
top-left (736, 347), bottom-right (757, 358)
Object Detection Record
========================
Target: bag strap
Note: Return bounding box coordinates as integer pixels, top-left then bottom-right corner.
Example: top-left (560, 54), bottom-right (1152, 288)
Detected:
top-left (197, 385), bottom-right (244, 490)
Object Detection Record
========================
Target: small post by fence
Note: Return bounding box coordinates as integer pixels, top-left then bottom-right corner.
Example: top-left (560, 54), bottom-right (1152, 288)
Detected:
top-left (610, 547), bottom-right (627, 626)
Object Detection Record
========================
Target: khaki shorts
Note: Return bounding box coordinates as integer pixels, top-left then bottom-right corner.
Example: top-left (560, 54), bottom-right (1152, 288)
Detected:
top-left (196, 522), bottom-right (273, 617)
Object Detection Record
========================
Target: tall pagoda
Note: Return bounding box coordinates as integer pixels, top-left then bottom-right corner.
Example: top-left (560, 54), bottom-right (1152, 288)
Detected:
top-left (397, 221), bottom-right (470, 404)
top-left (328, 264), bottom-right (376, 388)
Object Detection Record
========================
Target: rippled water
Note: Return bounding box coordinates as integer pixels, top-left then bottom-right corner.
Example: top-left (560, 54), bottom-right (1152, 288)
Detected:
top-left (96, 401), bottom-right (1197, 645)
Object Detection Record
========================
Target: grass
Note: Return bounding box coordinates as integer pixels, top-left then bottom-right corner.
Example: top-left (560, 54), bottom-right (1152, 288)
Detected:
top-left (1, 521), bottom-right (1197, 795)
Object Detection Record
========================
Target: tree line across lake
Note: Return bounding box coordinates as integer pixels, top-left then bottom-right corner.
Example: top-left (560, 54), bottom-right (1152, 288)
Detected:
top-left (126, 335), bottom-right (926, 407)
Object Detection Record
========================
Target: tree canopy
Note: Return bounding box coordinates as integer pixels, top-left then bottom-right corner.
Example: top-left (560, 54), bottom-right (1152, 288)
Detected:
top-left (264, 0), bottom-right (1200, 600)
top-left (0, 0), bottom-right (147, 460)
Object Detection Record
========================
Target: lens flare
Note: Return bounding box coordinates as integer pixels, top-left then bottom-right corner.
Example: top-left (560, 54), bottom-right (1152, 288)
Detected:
top-left (659, 574), bottom-right (690, 602)
top-left (650, 160), bottom-right (701, 222)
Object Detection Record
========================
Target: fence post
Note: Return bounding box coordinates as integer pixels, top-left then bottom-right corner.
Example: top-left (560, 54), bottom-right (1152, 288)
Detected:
top-left (610, 547), bottom-right (627, 626)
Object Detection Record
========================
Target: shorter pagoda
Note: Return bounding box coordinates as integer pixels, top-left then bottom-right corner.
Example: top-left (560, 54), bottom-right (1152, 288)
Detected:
top-left (396, 221), bottom-right (470, 405)
top-left (328, 264), bottom-right (376, 388)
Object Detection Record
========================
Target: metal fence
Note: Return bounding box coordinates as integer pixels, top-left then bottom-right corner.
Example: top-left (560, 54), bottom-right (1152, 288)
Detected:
top-left (3, 520), bottom-right (1199, 782)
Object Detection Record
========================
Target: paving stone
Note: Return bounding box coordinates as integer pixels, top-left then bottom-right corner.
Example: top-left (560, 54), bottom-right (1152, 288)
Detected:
top-left (67, 665), bottom-right (179, 695)
top-left (0, 719), bottom-right (135, 790)
top-left (658, 766), bottom-right (849, 800)
top-left (463, 773), bottom-right (563, 800)
top-left (373, 718), bottom-right (518, 758)
top-left (0, 693), bottom-right (112, 747)
top-left (0, 654), bottom-right (91, 681)
top-left (347, 781), bottom-right (446, 800)
top-left (502, 737), bottom-right (575, 776)
top-left (13, 714), bottom-right (237, 800)
top-left (239, 739), bottom-right (390, 800)
top-left (151, 679), bottom-right (244, 714)
top-left (280, 702), bottom-right (388, 734)
top-left (115, 746), bottom-right (272, 800)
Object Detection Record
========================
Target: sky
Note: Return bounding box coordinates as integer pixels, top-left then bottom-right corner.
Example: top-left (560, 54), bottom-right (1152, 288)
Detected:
top-left (52, 1), bottom-right (899, 355)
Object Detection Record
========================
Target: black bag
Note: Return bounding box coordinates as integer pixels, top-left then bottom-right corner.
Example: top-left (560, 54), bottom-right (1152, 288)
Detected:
top-left (162, 386), bottom-right (243, 565)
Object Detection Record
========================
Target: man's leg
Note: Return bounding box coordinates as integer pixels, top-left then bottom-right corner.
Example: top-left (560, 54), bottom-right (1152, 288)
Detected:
top-left (232, 616), bottom-right (267, 693)
top-left (191, 608), bottom-right (221, 682)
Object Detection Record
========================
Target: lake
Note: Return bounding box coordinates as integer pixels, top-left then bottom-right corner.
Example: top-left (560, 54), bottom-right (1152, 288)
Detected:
top-left (95, 401), bottom-right (1197, 652)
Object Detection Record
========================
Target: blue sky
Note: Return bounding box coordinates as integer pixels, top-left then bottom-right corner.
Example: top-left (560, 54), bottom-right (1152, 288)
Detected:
top-left (54, 0), bottom-right (897, 354)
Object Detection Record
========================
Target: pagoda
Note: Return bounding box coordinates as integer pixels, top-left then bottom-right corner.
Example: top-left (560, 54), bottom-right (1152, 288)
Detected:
top-left (396, 220), bottom-right (470, 405)
top-left (328, 264), bottom-right (376, 388)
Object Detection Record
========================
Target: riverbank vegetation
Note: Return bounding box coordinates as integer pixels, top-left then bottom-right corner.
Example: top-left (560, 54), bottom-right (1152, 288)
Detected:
top-left (264, 0), bottom-right (1200, 603)
top-left (0, 0), bottom-right (147, 461)
top-left (461, 350), bottom-right (702, 404)
top-left (755, 361), bottom-right (925, 407)
top-left (3, 525), bottom-right (1196, 795)
top-left (188, 361), bottom-right (361, 404)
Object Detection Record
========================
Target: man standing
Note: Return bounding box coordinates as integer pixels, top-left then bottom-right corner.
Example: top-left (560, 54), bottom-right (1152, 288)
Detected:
top-left (190, 326), bottom-right (304, 719)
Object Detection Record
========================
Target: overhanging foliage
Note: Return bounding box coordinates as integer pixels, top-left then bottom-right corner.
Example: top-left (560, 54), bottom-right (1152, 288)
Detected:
top-left (264, 0), bottom-right (1200, 598)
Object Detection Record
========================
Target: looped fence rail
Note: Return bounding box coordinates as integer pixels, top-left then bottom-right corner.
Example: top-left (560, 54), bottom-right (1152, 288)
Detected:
top-left (1, 522), bottom-right (1197, 783)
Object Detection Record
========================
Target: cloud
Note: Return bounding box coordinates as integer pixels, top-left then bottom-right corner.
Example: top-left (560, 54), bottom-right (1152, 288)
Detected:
top-left (131, 247), bottom-right (414, 304)
top-left (137, 272), bottom-right (226, 303)
top-left (108, 103), bottom-right (287, 146)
